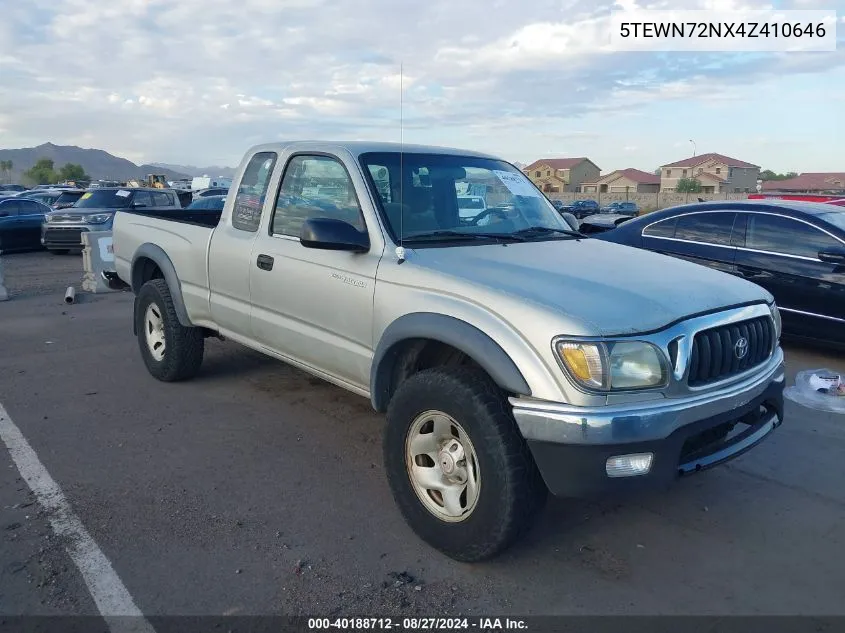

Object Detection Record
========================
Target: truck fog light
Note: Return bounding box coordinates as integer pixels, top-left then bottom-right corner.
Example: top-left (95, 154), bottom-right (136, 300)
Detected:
top-left (606, 453), bottom-right (653, 478)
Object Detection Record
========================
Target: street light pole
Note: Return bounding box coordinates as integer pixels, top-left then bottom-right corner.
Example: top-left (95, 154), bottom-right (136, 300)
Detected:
top-left (689, 139), bottom-right (696, 156)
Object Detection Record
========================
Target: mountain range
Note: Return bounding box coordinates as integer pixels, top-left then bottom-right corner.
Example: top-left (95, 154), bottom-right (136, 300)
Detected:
top-left (149, 162), bottom-right (238, 179)
top-left (0, 143), bottom-right (234, 183)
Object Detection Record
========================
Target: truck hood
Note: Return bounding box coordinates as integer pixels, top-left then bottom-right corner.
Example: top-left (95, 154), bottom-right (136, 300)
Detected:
top-left (411, 238), bottom-right (772, 336)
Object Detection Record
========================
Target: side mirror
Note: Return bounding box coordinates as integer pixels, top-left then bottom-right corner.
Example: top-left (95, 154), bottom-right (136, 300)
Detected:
top-left (818, 248), bottom-right (845, 264)
top-left (300, 217), bottom-right (370, 252)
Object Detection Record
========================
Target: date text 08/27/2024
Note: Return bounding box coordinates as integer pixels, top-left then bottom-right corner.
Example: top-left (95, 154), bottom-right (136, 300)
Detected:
top-left (307, 617), bottom-right (528, 631)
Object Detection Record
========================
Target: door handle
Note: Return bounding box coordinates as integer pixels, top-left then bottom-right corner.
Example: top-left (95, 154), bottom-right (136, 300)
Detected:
top-left (256, 254), bottom-right (274, 271)
top-left (736, 266), bottom-right (760, 279)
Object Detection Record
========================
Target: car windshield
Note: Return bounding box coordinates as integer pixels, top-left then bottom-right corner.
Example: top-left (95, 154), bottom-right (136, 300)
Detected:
top-left (73, 189), bottom-right (134, 209)
top-left (360, 152), bottom-right (575, 244)
top-left (55, 191), bottom-right (83, 205)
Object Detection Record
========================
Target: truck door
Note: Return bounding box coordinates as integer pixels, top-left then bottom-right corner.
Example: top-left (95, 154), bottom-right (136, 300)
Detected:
top-left (249, 152), bottom-right (382, 391)
top-left (207, 151), bottom-right (278, 334)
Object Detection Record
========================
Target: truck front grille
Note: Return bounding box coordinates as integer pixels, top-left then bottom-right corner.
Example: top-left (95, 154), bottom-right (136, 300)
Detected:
top-left (687, 316), bottom-right (775, 386)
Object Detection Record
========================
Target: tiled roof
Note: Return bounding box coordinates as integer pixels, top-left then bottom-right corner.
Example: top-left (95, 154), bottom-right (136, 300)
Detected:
top-left (524, 158), bottom-right (589, 171)
top-left (694, 171), bottom-right (729, 184)
top-left (662, 152), bottom-right (759, 169)
top-left (615, 168), bottom-right (660, 185)
top-left (761, 173), bottom-right (845, 192)
top-left (582, 168), bottom-right (660, 185)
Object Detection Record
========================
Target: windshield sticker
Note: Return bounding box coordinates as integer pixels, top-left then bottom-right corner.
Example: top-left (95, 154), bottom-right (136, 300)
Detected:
top-left (115, 189), bottom-right (131, 198)
top-left (493, 170), bottom-right (542, 198)
top-left (80, 192), bottom-right (93, 200)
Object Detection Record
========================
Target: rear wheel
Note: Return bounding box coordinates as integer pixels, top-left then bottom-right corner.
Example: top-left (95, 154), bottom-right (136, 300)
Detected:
top-left (384, 367), bottom-right (547, 562)
top-left (135, 279), bottom-right (204, 381)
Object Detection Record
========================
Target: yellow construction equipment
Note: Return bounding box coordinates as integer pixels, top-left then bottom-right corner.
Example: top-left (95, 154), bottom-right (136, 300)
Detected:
top-left (123, 174), bottom-right (168, 188)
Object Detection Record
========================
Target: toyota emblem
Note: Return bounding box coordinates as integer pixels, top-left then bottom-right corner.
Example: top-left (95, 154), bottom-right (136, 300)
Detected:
top-left (734, 337), bottom-right (749, 359)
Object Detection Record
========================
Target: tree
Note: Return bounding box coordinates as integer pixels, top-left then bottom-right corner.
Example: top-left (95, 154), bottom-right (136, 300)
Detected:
top-left (23, 158), bottom-right (59, 185)
top-left (760, 169), bottom-right (798, 181)
top-left (676, 177), bottom-right (702, 193)
top-left (58, 163), bottom-right (89, 183)
top-left (0, 160), bottom-right (11, 183)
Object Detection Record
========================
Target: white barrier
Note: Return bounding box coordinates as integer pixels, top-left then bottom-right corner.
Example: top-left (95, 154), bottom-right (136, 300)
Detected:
top-left (81, 231), bottom-right (119, 293)
top-left (0, 252), bottom-right (8, 301)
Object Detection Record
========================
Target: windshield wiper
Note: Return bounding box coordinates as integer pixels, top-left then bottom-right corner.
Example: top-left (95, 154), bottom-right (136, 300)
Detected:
top-left (513, 226), bottom-right (585, 239)
top-left (401, 230), bottom-right (528, 243)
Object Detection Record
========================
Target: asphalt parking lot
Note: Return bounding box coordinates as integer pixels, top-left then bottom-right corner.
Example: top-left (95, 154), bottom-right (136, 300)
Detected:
top-left (2, 251), bottom-right (845, 619)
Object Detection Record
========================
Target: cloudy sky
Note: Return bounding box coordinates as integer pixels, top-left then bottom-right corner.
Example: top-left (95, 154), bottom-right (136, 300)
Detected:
top-left (0, 0), bottom-right (842, 172)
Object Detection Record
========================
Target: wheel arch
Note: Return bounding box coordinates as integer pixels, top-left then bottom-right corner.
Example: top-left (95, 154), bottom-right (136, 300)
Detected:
top-left (370, 312), bottom-right (532, 412)
top-left (130, 243), bottom-right (192, 331)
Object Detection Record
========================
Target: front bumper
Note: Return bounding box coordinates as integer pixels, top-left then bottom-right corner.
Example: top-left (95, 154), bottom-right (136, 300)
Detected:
top-left (511, 352), bottom-right (785, 498)
top-left (42, 224), bottom-right (89, 249)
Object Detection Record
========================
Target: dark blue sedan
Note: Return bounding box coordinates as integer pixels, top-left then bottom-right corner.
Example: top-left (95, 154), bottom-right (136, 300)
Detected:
top-left (0, 197), bottom-right (51, 252)
top-left (594, 200), bottom-right (845, 348)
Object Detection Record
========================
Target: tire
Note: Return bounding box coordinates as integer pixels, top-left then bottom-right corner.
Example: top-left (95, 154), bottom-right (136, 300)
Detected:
top-left (134, 279), bottom-right (204, 381)
top-left (384, 367), bottom-right (547, 562)
top-left (51, 249), bottom-right (69, 255)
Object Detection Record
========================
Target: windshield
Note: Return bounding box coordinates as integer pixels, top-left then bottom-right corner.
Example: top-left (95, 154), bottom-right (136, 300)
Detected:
top-left (360, 152), bottom-right (573, 244)
top-left (55, 191), bottom-right (83, 205)
top-left (73, 189), bottom-right (134, 209)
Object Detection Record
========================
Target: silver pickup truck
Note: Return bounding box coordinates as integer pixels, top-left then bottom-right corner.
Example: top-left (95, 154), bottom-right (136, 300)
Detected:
top-left (113, 141), bottom-right (785, 561)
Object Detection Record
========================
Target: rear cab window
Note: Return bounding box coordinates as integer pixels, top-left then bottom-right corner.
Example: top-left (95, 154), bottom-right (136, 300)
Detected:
top-left (232, 151), bottom-right (278, 232)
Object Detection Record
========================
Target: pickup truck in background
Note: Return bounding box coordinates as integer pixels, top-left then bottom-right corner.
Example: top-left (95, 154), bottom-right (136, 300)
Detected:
top-left (42, 187), bottom-right (183, 253)
top-left (113, 141), bottom-right (786, 561)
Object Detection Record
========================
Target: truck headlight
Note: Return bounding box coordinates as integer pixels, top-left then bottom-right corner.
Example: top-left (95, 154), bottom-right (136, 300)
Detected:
top-left (85, 213), bottom-right (114, 224)
top-left (769, 302), bottom-right (782, 340)
top-left (554, 339), bottom-right (668, 391)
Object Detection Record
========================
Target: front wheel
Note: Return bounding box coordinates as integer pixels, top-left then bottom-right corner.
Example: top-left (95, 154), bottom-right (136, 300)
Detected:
top-left (384, 367), bottom-right (547, 562)
top-left (135, 279), bottom-right (204, 381)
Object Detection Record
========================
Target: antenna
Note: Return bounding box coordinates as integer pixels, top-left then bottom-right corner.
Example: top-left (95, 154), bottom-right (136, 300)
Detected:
top-left (396, 62), bottom-right (406, 263)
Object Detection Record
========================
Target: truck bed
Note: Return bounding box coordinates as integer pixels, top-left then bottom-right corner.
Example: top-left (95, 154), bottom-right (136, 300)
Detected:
top-left (113, 210), bottom-right (216, 322)
top-left (120, 206), bottom-right (222, 228)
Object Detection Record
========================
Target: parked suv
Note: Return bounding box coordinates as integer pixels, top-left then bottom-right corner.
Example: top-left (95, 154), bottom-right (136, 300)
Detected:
top-left (42, 187), bottom-right (182, 253)
top-left (564, 199), bottom-right (600, 218)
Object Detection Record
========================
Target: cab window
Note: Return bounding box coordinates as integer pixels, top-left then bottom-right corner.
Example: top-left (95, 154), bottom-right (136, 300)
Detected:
top-left (232, 152), bottom-right (278, 232)
top-left (272, 155), bottom-right (365, 238)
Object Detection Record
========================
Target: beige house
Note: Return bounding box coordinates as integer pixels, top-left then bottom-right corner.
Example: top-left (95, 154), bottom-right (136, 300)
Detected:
top-left (660, 153), bottom-right (760, 193)
top-left (580, 168), bottom-right (660, 194)
top-left (523, 158), bottom-right (601, 193)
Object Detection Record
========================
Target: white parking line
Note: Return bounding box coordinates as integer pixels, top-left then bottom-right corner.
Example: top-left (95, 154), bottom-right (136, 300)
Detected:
top-left (0, 402), bottom-right (156, 633)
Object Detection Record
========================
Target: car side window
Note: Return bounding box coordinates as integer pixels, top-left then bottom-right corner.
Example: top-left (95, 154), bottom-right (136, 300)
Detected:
top-left (232, 151), bottom-right (278, 232)
top-left (674, 212), bottom-right (736, 246)
top-left (133, 192), bottom-right (154, 207)
top-left (152, 192), bottom-right (172, 206)
top-left (746, 214), bottom-right (841, 259)
top-left (272, 154), bottom-right (365, 237)
top-left (19, 200), bottom-right (40, 213)
top-left (642, 217), bottom-right (677, 238)
top-left (0, 201), bottom-right (20, 216)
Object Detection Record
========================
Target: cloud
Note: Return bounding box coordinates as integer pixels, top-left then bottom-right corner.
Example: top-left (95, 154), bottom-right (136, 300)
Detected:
top-left (0, 0), bottom-right (841, 166)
